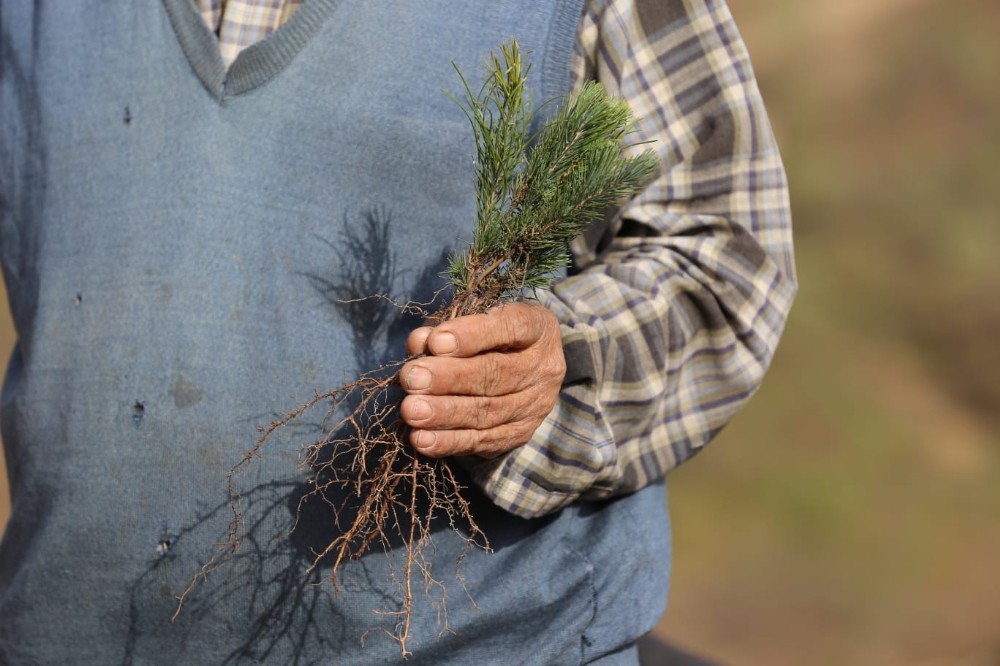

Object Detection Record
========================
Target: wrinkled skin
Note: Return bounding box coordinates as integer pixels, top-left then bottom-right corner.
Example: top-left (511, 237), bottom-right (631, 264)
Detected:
top-left (400, 302), bottom-right (566, 459)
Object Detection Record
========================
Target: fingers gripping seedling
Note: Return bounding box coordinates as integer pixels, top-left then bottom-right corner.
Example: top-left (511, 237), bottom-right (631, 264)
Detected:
top-left (175, 39), bottom-right (656, 656)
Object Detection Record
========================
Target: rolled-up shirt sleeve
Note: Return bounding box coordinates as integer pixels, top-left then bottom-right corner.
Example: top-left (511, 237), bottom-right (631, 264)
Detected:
top-left (466, 0), bottom-right (798, 518)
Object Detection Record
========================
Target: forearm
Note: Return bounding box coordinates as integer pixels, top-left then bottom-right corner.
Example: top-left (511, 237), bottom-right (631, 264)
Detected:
top-left (465, 0), bottom-right (797, 518)
top-left (469, 217), bottom-right (795, 517)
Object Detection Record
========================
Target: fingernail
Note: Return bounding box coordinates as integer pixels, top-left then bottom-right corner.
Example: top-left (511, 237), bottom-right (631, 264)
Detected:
top-left (410, 398), bottom-right (431, 421)
top-left (413, 429), bottom-right (437, 452)
top-left (406, 366), bottom-right (431, 391)
top-left (429, 332), bottom-right (457, 355)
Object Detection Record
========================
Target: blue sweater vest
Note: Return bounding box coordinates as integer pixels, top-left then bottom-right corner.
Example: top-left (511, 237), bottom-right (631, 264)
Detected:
top-left (0, 1), bottom-right (670, 663)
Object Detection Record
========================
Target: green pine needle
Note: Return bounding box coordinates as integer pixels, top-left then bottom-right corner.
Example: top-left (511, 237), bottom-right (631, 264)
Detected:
top-left (445, 39), bottom-right (657, 312)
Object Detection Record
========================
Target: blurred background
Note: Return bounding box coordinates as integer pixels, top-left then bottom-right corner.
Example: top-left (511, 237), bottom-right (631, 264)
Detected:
top-left (650, 0), bottom-right (1000, 663)
top-left (1, 0), bottom-right (997, 663)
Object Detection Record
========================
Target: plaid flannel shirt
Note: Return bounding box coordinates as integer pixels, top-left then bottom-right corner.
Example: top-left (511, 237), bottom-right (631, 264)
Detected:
top-left (197, 0), bottom-right (797, 518)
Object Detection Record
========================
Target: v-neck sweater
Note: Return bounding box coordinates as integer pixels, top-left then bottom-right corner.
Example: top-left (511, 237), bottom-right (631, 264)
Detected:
top-left (0, 1), bottom-right (672, 663)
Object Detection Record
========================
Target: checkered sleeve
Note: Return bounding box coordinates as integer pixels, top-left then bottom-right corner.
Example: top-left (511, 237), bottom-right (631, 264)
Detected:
top-left (466, 0), bottom-right (797, 517)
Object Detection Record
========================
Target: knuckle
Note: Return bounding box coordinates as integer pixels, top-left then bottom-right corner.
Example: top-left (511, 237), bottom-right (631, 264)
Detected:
top-left (538, 342), bottom-right (566, 383)
top-left (472, 394), bottom-right (499, 428)
top-left (498, 305), bottom-right (533, 346)
top-left (477, 432), bottom-right (510, 459)
top-left (542, 353), bottom-right (565, 380)
top-left (480, 354), bottom-right (507, 395)
top-left (513, 305), bottom-right (536, 333)
top-left (453, 429), bottom-right (482, 457)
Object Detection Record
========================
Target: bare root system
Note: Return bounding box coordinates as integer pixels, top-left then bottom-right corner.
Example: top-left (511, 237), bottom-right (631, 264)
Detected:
top-left (174, 306), bottom-right (491, 657)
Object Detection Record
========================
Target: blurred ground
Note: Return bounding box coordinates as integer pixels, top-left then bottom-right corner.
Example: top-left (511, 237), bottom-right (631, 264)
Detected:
top-left (1, 1), bottom-right (999, 664)
top-left (650, 0), bottom-right (1000, 664)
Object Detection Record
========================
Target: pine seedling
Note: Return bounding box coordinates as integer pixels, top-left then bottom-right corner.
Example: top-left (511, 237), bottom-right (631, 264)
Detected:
top-left (176, 39), bottom-right (655, 656)
top-left (446, 40), bottom-right (657, 315)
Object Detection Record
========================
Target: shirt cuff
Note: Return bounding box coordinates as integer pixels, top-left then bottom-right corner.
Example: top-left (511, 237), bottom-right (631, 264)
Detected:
top-left (461, 313), bottom-right (620, 519)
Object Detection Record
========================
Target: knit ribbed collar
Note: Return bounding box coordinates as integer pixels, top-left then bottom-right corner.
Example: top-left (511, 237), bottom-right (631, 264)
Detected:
top-left (162, 0), bottom-right (342, 101)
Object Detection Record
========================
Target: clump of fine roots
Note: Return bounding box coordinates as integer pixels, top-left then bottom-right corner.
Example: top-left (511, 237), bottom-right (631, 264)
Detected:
top-left (175, 39), bottom-right (656, 655)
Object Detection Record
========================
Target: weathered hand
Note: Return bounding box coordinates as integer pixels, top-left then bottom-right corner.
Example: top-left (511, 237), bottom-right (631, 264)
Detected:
top-left (399, 301), bottom-right (566, 459)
